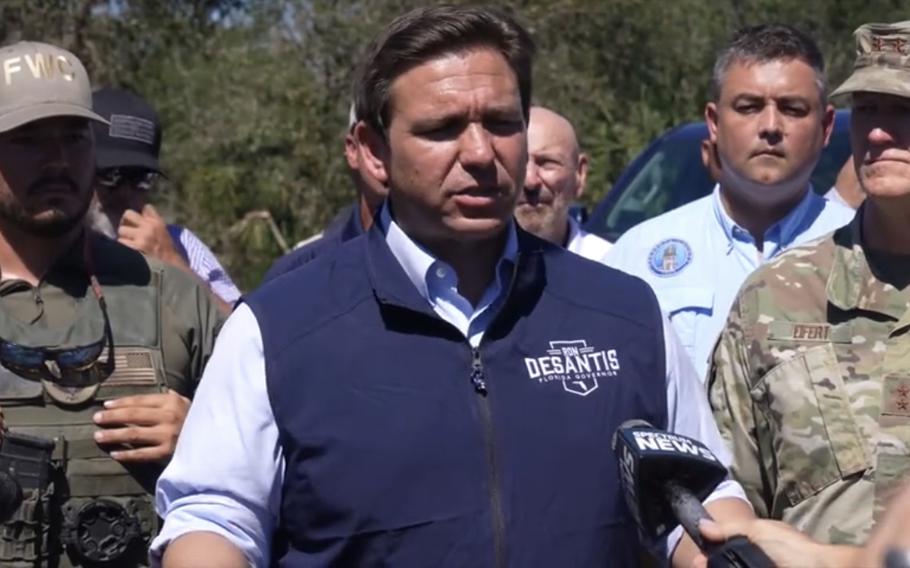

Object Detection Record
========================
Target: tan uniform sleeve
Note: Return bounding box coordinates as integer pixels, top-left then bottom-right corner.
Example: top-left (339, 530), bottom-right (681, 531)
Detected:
top-left (708, 295), bottom-right (773, 518)
top-left (158, 264), bottom-right (226, 396)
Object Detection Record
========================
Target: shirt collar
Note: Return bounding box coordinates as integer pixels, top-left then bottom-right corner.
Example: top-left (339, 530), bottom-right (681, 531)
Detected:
top-left (826, 206), bottom-right (910, 322)
top-left (713, 183), bottom-right (819, 245)
top-left (775, 186), bottom-right (820, 244)
top-left (0, 231), bottom-right (91, 288)
top-left (378, 204), bottom-right (518, 305)
top-left (342, 203), bottom-right (367, 240)
top-left (565, 217), bottom-right (581, 249)
top-left (55, 232), bottom-right (90, 272)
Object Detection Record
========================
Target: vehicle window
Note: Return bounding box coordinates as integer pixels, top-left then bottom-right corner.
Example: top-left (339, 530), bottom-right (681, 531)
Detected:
top-left (588, 112), bottom-right (853, 243)
top-left (602, 138), bottom-right (713, 240)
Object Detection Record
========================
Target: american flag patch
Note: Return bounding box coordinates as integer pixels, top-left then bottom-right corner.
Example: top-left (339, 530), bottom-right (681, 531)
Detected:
top-left (103, 348), bottom-right (159, 386)
top-left (108, 114), bottom-right (155, 145)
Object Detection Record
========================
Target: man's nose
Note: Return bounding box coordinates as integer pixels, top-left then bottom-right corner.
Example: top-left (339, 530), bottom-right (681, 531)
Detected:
top-left (758, 106), bottom-right (783, 143)
top-left (458, 123), bottom-right (496, 169)
top-left (524, 162), bottom-right (542, 191)
top-left (867, 125), bottom-right (899, 147)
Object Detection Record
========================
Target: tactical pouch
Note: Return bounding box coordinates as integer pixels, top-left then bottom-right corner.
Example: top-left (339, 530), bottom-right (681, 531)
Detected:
top-left (0, 487), bottom-right (55, 566)
top-left (0, 431), bottom-right (55, 493)
top-left (0, 432), bottom-right (57, 566)
top-left (62, 498), bottom-right (143, 566)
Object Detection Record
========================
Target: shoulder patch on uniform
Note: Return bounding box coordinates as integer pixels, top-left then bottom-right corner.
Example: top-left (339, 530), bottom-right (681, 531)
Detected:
top-left (648, 238), bottom-right (692, 277)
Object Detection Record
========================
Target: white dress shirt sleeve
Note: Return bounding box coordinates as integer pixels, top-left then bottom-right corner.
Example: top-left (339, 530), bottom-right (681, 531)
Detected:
top-left (150, 303), bottom-right (283, 568)
top-left (662, 312), bottom-right (750, 560)
top-left (178, 227), bottom-right (243, 304)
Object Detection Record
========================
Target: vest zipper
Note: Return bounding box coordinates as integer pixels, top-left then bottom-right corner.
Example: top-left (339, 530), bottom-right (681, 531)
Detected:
top-left (471, 251), bottom-right (523, 567)
top-left (470, 347), bottom-right (487, 394)
top-left (470, 346), bottom-right (505, 568)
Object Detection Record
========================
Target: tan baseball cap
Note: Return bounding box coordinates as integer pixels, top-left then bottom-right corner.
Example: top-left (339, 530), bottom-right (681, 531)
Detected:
top-left (831, 21), bottom-right (910, 99)
top-left (0, 41), bottom-right (107, 133)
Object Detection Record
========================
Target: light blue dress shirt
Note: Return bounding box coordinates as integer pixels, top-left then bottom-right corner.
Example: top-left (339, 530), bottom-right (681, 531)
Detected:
top-left (382, 208), bottom-right (518, 347)
top-left (151, 209), bottom-right (747, 567)
top-left (606, 185), bottom-right (854, 381)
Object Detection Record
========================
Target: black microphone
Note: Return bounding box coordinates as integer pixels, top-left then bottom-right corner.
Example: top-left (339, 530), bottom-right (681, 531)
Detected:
top-left (886, 549), bottom-right (910, 568)
top-left (0, 471), bottom-right (21, 523)
top-left (612, 419), bottom-right (773, 568)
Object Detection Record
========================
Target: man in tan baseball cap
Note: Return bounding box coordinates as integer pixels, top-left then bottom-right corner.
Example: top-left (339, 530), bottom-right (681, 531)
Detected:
top-left (0, 41), bottom-right (223, 567)
top-left (0, 41), bottom-right (107, 133)
top-left (0, 41), bottom-right (107, 239)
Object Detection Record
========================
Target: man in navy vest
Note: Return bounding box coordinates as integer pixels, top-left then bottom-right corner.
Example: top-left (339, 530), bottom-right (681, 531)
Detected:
top-left (147, 6), bottom-right (794, 567)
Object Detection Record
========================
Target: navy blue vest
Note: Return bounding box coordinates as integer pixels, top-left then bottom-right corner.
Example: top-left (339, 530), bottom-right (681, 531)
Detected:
top-left (245, 226), bottom-right (668, 567)
top-left (262, 202), bottom-right (366, 283)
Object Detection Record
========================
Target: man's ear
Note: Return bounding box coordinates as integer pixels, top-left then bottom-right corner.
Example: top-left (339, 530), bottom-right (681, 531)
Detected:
top-left (344, 132), bottom-right (358, 170)
top-left (705, 102), bottom-right (719, 143)
top-left (575, 153), bottom-right (589, 199)
top-left (354, 122), bottom-right (390, 185)
top-left (821, 103), bottom-right (835, 147)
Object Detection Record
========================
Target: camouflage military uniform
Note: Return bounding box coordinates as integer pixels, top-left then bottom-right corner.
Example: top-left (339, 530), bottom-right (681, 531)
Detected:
top-left (0, 234), bottom-right (223, 567)
top-left (708, 211), bottom-right (910, 545)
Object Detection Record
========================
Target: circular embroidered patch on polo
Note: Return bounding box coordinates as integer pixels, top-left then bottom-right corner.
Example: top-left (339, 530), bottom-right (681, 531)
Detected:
top-left (648, 238), bottom-right (692, 277)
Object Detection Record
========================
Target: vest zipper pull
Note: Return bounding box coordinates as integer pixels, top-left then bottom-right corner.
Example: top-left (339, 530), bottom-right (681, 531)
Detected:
top-left (470, 347), bottom-right (487, 395)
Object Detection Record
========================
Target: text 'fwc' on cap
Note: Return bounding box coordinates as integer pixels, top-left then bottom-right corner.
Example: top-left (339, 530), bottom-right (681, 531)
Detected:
top-left (0, 41), bottom-right (107, 133)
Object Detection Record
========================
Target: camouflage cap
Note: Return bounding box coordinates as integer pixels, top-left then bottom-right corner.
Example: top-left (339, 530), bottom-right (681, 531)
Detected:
top-left (831, 21), bottom-right (910, 99)
top-left (0, 41), bottom-right (107, 134)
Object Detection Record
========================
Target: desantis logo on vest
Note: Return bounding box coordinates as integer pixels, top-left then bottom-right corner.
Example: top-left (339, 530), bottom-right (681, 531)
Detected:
top-left (524, 339), bottom-right (620, 397)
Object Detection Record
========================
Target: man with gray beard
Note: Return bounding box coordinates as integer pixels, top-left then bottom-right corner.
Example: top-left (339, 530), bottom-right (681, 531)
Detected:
top-left (515, 106), bottom-right (612, 262)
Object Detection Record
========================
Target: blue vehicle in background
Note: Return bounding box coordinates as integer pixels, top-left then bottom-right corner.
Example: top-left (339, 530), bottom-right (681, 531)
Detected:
top-left (584, 109), bottom-right (853, 243)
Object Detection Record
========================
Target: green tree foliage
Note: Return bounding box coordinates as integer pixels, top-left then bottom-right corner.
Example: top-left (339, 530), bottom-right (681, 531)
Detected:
top-left (0, 0), bottom-right (904, 288)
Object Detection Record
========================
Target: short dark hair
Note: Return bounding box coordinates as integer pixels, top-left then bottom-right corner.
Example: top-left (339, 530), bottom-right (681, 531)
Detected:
top-left (711, 24), bottom-right (827, 103)
top-left (353, 5), bottom-right (535, 136)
